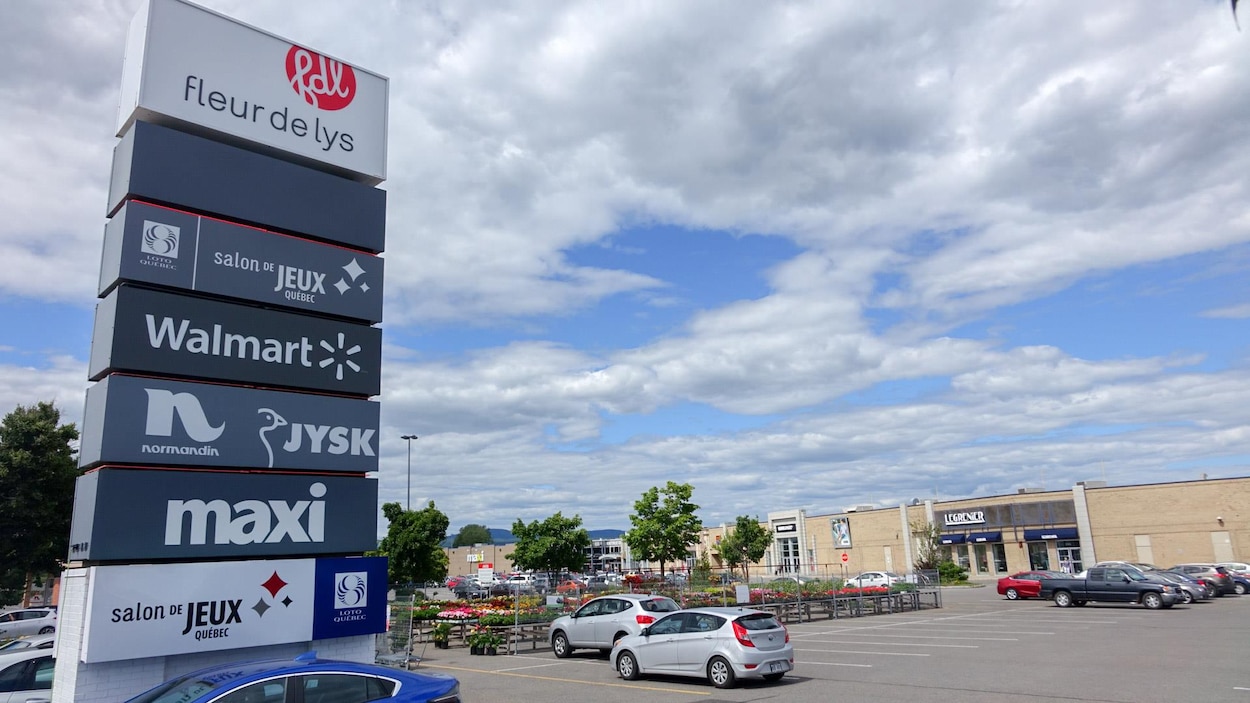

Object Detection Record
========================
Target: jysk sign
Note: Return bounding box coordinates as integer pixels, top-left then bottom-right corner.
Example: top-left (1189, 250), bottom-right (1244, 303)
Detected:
top-left (79, 375), bottom-right (380, 472)
top-left (101, 201), bottom-right (384, 323)
top-left (89, 285), bottom-right (381, 396)
top-left (118, 0), bottom-right (388, 184)
top-left (68, 469), bottom-right (377, 561)
top-left (80, 556), bottom-right (387, 662)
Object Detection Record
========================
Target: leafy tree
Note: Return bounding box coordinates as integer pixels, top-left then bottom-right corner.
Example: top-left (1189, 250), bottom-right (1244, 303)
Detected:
top-left (717, 515), bottom-right (773, 583)
top-left (453, 523), bottom-right (493, 547)
top-left (508, 512), bottom-right (590, 577)
top-left (624, 481), bottom-right (702, 578)
top-left (692, 551), bottom-right (714, 585)
top-left (910, 520), bottom-right (942, 571)
top-left (374, 500), bottom-right (450, 585)
top-left (0, 402), bottom-right (78, 605)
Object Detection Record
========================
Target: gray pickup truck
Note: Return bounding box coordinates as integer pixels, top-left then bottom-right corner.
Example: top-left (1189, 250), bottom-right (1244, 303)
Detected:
top-left (1038, 566), bottom-right (1182, 609)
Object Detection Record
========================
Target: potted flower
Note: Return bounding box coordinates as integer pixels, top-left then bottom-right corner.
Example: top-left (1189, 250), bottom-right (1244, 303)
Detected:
top-left (467, 625), bottom-right (488, 655)
top-left (430, 622), bottom-right (451, 649)
top-left (482, 629), bottom-right (506, 656)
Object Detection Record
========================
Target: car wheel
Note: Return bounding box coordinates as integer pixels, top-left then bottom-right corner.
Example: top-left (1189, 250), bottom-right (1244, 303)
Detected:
top-left (1053, 590), bottom-right (1073, 607)
top-left (39, 626), bottom-right (55, 634)
top-left (1005, 588), bottom-right (1019, 600)
top-left (1141, 592), bottom-right (1163, 610)
top-left (1181, 590), bottom-right (1194, 604)
top-left (763, 673), bottom-right (785, 683)
top-left (617, 651), bottom-right (640, 680)
top-left (707, 656), bottom-right (736, 689)
top-left (552, 631), bottom-right (573, 658)
top-left (1236, 582), bottom-right (1247, 596)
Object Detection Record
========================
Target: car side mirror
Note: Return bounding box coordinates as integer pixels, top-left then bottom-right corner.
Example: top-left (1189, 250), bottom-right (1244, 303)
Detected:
top-left (641, 627), bottom-right (651, 637)
top-left (1121, 577), bottom-right (1130, 583)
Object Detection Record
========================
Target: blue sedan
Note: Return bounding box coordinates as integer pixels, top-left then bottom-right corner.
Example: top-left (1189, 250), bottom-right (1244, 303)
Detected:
top-left (124, 652), bottom-right (459, 703)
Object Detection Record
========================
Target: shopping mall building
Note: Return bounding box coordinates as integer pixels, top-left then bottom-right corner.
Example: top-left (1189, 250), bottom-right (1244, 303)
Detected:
top-left (442, 476), bottom-right (1248, 582)
top-left (697, 476), bottom-right (1249, 581)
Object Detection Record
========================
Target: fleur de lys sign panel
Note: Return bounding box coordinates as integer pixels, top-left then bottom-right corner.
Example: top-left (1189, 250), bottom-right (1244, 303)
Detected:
top-left (117, 0), bottom-right (388, 184)
top-left (88, 285), bottom-right (381, 396)
top-left (78, 375), bottom-right (380, 472)
top-left (80, 556), bottom-right (386, 662)
top-left (68, 469), bottom-right (378, 561)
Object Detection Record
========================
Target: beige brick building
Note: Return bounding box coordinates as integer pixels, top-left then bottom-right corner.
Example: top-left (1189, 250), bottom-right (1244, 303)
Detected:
top-left (697, 476), bottom-right (1250, 582)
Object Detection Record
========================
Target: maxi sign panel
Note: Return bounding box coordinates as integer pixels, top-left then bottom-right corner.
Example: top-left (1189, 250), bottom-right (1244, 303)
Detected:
top-left (79, 375), bottom-right (379, 472)
top-left (81, 556), bottom-right (387, 662)
top-left (101, 201), bottom-right (384, 323)
top-left (117, 0), bottom-right (388, 184)
top-left (89, 285), bottom-right (381, 396)
top-left (69, 469), bottom-right (378, 561)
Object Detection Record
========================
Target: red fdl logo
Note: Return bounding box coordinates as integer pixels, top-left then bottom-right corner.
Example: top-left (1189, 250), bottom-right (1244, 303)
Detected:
top-left (285, 45), bottom-right (356, 111)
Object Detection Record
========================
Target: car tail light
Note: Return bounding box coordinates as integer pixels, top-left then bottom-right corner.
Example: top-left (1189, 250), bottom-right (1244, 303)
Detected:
top-left (732, 620), bottom-right (755, 648)
top-left (636, 614), bottom-right (655, 625)
top-left (783, 624), bottom-right (790, 643)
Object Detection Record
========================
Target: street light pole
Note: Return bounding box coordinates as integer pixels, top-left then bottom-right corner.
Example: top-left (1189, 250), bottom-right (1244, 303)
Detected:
top-left (401, 434), bottom-right (418, 510)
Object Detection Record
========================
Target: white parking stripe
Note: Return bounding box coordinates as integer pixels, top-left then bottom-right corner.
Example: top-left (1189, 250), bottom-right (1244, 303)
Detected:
top-left (496, 662), bottom-right (568, 672)
top-left (798, 639), bottom-right (976, 648)
top-left (832, 632), bottom-right (1017, 641)
top-left (880, 626), bottom-right (1054, 635)
top-left (794, 647), bottom-right (928, 656)
top-left (799, 661), bottom-right (873, 668)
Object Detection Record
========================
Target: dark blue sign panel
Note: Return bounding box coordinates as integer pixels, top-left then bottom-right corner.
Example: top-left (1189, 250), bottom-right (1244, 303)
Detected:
top-left (89, 285), bottom-right (381, 396)
top-left (69, 469), bottom-right (378, 562)
top-left (107, 121), bottom-right (386, 253)
top-left (312, 556), bottom-right (388, 640)
top-left (79, 375), bottom-right (380, 472)
top-left (100, 201), bottom-right (384, 323)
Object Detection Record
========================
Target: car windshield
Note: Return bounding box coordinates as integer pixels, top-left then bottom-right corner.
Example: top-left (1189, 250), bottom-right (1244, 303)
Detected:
top-left (735, 613), bottom-right (782, 631)
top-left (126, 677), bottom-right (219, 703)
top-left (639, 598), bottom-right (680, 613)
top-left (1125, 570), bottom-right (1149, 582)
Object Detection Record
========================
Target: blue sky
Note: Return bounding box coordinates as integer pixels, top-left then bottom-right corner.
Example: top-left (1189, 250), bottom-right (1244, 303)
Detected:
top-left (3, 1), bottom-right (1250, 536)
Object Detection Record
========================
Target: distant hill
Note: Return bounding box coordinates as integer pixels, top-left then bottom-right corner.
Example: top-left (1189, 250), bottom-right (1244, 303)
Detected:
top-left (443, 527), bottom-right (624, 547)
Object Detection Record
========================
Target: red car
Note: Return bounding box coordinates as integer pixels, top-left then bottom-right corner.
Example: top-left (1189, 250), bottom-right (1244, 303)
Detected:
top-left (997, 571), bottom-right (1066, 600)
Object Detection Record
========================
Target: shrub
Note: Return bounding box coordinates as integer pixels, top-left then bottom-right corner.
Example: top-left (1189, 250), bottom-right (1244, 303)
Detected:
top-left (938, 560), bottom-right (969, 583)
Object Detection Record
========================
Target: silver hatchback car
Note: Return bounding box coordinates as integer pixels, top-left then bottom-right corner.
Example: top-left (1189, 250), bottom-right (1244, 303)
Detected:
top-left (610, 607), bottom-right (793, 689)
top-left (549, 594), bottom-right (680, 657)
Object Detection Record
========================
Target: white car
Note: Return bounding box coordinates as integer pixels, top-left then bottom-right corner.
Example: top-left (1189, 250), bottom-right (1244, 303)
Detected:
top-left (847, 571), bottom-right (904, 588)
top-left (0, 633), bottom-right (56, 654)
top-left (1217, 562), bottom-right (1249, 575)
top-left (0, 648), bottom-right (53, 702)
top-left (0, 609), bottom-right (56, 641)
top-left (549, 594), bottom-right (680, 657)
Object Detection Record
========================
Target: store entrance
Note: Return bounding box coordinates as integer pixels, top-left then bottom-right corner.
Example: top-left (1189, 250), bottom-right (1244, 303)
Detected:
top-left (1056, 540), bottom-right (1082, 573)
top-left (1028, 542), bottom-right (1051, 570)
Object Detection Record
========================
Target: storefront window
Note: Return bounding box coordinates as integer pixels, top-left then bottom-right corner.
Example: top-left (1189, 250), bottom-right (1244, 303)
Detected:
top-left (992, 543), bottom-right (1008, 573)
top-left (1028, 542), bottom-right (1050, 570)
top-left (974, 544), bottom-right (989, 573)
top-left (778, 537), bottom-right (800, 573)
top-left (940, 545), bottom-right (953, 563)
top-left (953, 544), bottom-right (970, 570)
top-left (1057, 540), bottom-right (1082, 573)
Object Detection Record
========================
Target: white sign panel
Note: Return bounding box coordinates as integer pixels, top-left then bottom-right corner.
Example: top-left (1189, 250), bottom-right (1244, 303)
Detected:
top-left (944, 510), bottom-right (986, 526)
top-left (83, 559), bottom-right (314, 662)
top-left (118, 0), bottom-right (388, 184)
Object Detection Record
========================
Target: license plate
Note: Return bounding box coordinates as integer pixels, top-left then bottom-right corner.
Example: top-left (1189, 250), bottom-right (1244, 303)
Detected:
top-left (768, 661), bottom-right (790, 673)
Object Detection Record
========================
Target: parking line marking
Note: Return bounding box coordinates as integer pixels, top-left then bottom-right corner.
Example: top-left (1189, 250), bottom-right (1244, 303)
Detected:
top-left (801, 639), bottom-right (976, 648)
top-left (420, 663), bottom-right (712, 695)
top-left (495, 662), bottom-right (567, 672)
top-left (799, 661), bottom-right (873, 668)
top-left (884, 627), bottom-right (1054, 635)
top-left (795, 647), bottom-right (928, 656)
top-left (832, 632), bottom-right (1018, 641)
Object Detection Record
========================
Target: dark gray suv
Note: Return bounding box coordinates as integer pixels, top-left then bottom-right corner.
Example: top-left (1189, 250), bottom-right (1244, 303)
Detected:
top-left (1168, 563), bottom-right (1236, 596)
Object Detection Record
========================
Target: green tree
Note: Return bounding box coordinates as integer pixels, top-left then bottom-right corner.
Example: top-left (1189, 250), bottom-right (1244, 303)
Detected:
top-left (374, 500), bottom-right (450, 585)
top-left (453, 523), bottom-right (493, 547)
top-left (717, 515), bottom-right (773, 583)
top-left (508, 512), bottom-right (590, 577)
top-left (624, 481), bottom-right (702, 578)
top-left (0, 402), bottom-right (79, 605)
top-left (910, 520), bottom-right (942, 571)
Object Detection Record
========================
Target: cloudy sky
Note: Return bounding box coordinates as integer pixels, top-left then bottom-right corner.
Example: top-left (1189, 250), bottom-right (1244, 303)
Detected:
top-left (2, 1), bottom-right (1249, 537)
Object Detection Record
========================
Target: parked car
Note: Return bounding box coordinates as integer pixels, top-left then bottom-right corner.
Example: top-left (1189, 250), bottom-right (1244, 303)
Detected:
top-left (0, 633), bottom-right (56, 654)
top-left (1216, 561), bottom-right (1250, 575)
top-left (451, 580), bottom-right (487, 599)
top-left (1229, 572), bottom-right (1249, 596)
top-left (1039, 566), bottom-right (1182, 609)
top-left (847, 571), bottom-right (904, 589)
top-left (997, 571), bottom-right (1066, 600)
top-left (549, 594), bottom-right (681, 658)
top-left (0, 648), bottom-right (53, 701)
top-left (610, 607), bottom-right (793, 689)
top-left (1168, 564), bottom-right (1236, 596)
top-left (1146, 570), bottom-right (1209, 604)
top-left (124, 652), bottom-right (459, 703)
top-left (0, 608), bottom-right (56, 640)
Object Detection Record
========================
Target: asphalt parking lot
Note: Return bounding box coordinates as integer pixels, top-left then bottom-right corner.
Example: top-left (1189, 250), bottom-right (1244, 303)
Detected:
top-left (408, 586), bottom-right (1250, 703)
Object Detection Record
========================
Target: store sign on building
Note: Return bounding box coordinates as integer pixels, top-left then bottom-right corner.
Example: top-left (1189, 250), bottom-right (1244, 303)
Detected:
top-left (943, 510), bottom-right (986, 526)
top-left (117, 0), bottom-right (388, 184)
top-left (78, 375), bottom-right (380, 472)
top-left (101, 201), bottom-right (384, 323)
top-left (80, 556), bottom-right (386, 662)
top-left (774, 524), bottom-right (797, 533)
top-left (88, 285), bottom-right (382, 396)
top-left (68, 469), bottom-right (378, 561)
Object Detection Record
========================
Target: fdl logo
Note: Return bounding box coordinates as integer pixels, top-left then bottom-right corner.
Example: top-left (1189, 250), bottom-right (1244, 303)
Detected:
top-left (286, 46), bottom-right (355, 110)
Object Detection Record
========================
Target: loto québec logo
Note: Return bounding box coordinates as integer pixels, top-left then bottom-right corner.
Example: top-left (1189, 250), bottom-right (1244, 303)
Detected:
top-left (285, 45), bottom-right (356, 111)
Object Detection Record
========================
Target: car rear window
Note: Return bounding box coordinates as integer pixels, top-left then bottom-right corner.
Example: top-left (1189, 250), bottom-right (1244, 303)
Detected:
top-left (640, 598), bottom-right (680, 613)
top-left (735, 613), bottom-right (782, 631)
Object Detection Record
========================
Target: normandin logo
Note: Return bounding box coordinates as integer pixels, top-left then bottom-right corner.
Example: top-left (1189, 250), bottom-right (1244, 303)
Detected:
top-left (286, 45), bottom-right (356, 110)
